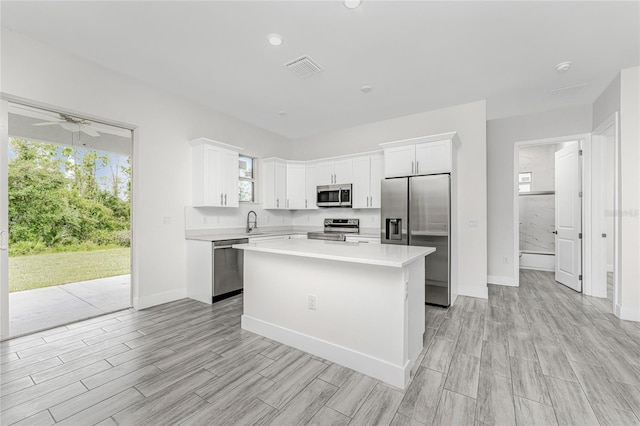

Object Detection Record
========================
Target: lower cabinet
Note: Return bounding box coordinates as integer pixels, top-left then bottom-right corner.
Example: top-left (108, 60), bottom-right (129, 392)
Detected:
top-left (345, 235), bottom-right (381, 244)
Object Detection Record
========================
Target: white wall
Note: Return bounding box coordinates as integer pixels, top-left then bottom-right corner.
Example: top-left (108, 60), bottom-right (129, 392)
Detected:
top-left (486, 105), bottom-right (592, 284)
top-left (1, 29), bottom-right (292, 308)
top-left (292, 101), bottom-right (488, 299)
top-left (618, 67), bottom-right (640, 320)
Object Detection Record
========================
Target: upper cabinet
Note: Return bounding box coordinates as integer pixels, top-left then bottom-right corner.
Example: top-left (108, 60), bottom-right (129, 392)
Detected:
top-left (190, 138), bottom-right (241, 207)
top-left (381, 132), bottom-right (457, 178)
top-left (262, 158), bottom-right (287, 209)
top-left (352, 153), bottom-right (384, 209)
top-left (286, 163), bottom-right (306, 210)
top-left (315, 158), bottom-right (353, 185)
top-left (305, 164), bottom-right (319, 210)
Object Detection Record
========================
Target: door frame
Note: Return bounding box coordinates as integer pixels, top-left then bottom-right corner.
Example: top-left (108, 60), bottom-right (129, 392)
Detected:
top-left (512, 133), bottom-right (591, 289)
top-left (591, 113), bottom-right (620, 309)
top-left (0, 93), bottom-right (137, 339)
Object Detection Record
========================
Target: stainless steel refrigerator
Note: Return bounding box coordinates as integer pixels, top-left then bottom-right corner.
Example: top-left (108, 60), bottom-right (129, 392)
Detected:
top-left (381, 174), bottom-right (451, 306)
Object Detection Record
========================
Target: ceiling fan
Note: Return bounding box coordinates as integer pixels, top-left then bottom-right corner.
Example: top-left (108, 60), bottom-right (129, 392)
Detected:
top-left (32, 113), bottom-right (100, 137)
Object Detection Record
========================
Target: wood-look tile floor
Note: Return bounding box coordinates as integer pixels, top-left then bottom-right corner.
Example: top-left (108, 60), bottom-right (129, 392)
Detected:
top-left (2, 270), bottom-right (639, 425)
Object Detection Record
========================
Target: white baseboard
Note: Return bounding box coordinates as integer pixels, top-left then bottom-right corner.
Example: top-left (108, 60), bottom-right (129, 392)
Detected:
top-left (519, 266), bottom-right (555, 272)
top-left (519, 253), bottom-right (555, 272)
top-left (133, 288), bottom-right (187, 310)
top-left (616, 304), bottom-right (640, 322)
top-left (488, 275), bottom-right (516, 286)
top-left (241, 315), bottom-right (410, 389)
top-left (457, 284), bottom-right (488, 299)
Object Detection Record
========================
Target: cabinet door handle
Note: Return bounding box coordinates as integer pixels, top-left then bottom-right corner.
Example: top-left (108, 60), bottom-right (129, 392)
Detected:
top-left (287, 199), bottom-right (289, 208)
top-left (411, 161), bottom-right (414, 174)
top-left (224, 194), bottom-right (227, 205)
top-left (305, 199), bottom-right (308, 208)
top-left (276, 198), bottom-right (279, 208)
top-left (220, 193), bottom-right (224, 205)
top-left (416, 161), bottom-right (419, 174)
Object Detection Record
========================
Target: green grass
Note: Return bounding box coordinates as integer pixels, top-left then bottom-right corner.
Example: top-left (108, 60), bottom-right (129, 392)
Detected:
top-left (9, 248), bottom-right (131, 293)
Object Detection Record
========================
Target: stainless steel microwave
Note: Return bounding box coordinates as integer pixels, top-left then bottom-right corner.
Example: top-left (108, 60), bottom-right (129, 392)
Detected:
top-left (317, 184), bottom-right (352, 207)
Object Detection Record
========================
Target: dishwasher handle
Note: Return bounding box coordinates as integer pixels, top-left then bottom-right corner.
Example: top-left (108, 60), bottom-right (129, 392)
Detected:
top-left (215, 245), bottom-right (234, 249)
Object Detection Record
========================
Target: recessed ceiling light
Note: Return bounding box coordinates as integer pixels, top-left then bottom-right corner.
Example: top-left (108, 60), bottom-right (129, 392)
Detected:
top-left (268, 34), bottom-right (283, 46)
top-left (344, 0), bottom-right (362, 9)
top-left (360, 85), bottom-right (373, 93)
top-left (555, 61), bottom-right (571, 72)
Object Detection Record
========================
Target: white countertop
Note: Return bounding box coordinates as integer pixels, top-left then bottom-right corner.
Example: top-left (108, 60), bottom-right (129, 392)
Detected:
top-left (233, 238), bottom-right (434, 268)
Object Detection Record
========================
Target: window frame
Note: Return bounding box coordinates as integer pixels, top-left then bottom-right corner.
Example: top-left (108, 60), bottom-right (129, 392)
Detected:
top-left (239, 155), bottom-right (258, 204)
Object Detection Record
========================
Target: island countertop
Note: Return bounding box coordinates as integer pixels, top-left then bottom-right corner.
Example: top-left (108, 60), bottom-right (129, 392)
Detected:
top-left (233, 238), bottom-right (434, 268)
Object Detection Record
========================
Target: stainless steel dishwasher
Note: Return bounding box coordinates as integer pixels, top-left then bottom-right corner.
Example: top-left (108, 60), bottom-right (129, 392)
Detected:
top-left (212, 238), bottom-right (248, 302)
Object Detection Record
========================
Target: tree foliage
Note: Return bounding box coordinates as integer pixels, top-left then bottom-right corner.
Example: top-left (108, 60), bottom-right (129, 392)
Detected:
top-left (8, 138), bottom-right (131, 255)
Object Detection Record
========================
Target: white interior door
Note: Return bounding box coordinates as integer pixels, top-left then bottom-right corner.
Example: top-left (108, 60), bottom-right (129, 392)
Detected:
top-left (555, 142), bottom-right (582, 292)
top-left (0, 100), bottom-right (9, 338)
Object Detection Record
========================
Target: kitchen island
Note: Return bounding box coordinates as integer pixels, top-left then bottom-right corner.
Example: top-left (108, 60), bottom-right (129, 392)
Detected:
top-left (233, 238), bottom-right (435, 389)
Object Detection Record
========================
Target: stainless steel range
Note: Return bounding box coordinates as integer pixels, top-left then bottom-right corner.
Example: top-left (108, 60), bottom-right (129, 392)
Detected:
top-left (307, 218), bottom-right (359, 241)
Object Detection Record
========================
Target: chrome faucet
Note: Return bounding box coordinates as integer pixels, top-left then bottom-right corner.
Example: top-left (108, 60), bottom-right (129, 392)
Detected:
top-left (246, 210), bottom-right (258, 233)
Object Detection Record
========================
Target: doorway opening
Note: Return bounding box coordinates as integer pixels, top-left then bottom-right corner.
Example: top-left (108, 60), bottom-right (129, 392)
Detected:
top-left (514, 136), bottom-right (585, 294)
top-left (2, 102), bottom-right (133, 338)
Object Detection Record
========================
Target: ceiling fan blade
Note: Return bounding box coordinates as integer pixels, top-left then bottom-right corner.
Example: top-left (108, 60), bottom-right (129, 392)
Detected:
top-left (32, 121), bottom-right (62, 126)
top-left (60, 122), bottom-right (80, 132)
top-left (80, 126), bottom-right (100, 137)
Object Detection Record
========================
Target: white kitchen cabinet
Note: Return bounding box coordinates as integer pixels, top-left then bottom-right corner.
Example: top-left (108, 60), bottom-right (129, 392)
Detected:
top-left (222, 150), bottom-right (239, 207)
top-left (286, 163), bottom-right (306, 210)
top-left (345, 235), bottom-right (381, 244)
top-left (190, 138), bottom-right (241, 207)
top-left (352, 153), bottom-right (384, 209)
top-left (370, 154), bottom-right (384, 208)
top-left (382, 134), bottom-right (455, 178)
top-left (333, 158), bottom-right (353, 184)
top-left (414, 140), bottom-right (451, 175)
top-left (305, 163), bottom-right (319, 209)
top-left (315, 159), bottom-right (353, 185)
top-left (262, 158), bottom-right (287, 209)
top-left (383, 145), bottom-right (414, 178)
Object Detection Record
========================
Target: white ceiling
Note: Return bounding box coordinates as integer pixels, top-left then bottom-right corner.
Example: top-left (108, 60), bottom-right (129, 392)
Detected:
top-left (1, 1), bottom-right (638, 139)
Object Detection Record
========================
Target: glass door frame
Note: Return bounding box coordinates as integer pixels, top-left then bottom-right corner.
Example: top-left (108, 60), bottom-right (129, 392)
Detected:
top-left (0, 94), bottom-right (137, 339)
top-left (1, 99), bottom-right (9, 339)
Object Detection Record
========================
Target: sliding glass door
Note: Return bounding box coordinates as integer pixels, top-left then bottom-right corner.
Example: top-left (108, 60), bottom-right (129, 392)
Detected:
top-left (1, 100), bottom-right (133, 338)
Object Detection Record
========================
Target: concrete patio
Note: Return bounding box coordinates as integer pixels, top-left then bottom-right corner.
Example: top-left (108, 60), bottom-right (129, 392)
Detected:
top-left (8, 274), bottom-right (131, 337)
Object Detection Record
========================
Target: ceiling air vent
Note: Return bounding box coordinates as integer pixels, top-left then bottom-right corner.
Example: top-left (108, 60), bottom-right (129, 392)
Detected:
top-left (284, 55), bottom-right (323, 79)
top-left (546, 83), bottom-right (588, 100)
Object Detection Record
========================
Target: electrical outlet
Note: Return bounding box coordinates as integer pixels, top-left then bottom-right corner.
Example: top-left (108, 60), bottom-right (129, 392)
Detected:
top-left (216, 216), bottom-right (220, 224)
top-left (281, 216), bottom-right (285, 223)
top-left (266, 216), bottom-right (270, 223)
top-left (163, 216), bottom-right (172, 225)
top-left (308, 294), bottom-right (317, 310)
top-left (503, 256), bottom-right (509, 264)
top-left (203, 217), bottom-right (208, 224)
